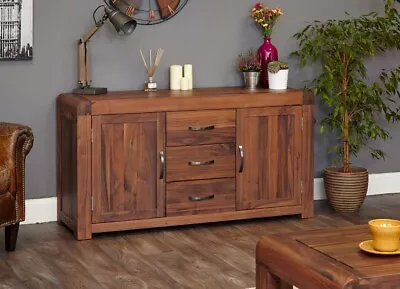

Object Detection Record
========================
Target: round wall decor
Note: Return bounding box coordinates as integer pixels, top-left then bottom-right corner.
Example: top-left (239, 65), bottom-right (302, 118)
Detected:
top-left (108, 0), bottom-right (189, 25)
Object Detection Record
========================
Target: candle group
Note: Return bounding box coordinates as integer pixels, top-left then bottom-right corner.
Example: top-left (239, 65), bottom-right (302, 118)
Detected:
top-left (170, 64), bottom-right (193, 90)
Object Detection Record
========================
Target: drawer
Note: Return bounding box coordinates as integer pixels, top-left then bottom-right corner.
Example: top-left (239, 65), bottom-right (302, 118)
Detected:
top-left (166, 178), bottom-right (236, 217)
top-left (166, 143), bottom-right (235, 182)
top-left (166, 110), bottom-right (236, 146)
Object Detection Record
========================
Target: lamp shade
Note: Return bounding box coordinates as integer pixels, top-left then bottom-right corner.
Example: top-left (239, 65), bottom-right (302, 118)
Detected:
top-left (105, 7), bottom-right (137, 35)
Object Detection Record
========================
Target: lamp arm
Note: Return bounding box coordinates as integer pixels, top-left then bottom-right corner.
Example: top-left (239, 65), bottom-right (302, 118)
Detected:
top-left (77, 12), bottom-right (108, 88)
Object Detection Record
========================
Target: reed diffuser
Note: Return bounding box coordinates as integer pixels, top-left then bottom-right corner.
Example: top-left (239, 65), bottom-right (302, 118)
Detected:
top-left (140, 48), bottom-right (164, 91)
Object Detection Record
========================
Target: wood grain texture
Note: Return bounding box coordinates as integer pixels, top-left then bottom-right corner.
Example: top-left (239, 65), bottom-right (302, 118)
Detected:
top-left (0, 195), bottom-right (398, 289)
top-left (166, 109), bottom-right (236, 146)
top-left (76, 116), bottom-right (92, 240)
top-left (257, 216), bottom-right (400, 289)
top-left (257, 263), bottom-right (292, 289)
top-left (92, 113), bottom-right (165, 224)
top-left (157, 0), bottom-right (180, 18)
top-left (57, 88), bottom-right (314, 239)
top-left (70, 88), bottom-right (307, 115)
top-left (166, 143), bottom-right (236, 182)
top-left (92, 205), bottom-right (303, 233)
top-left (56, 94), bottom-right (91, 116)
top-left (302, 105), bottom-right (315, 218)
top-left (237, 106), bottom-right (302, 210)
top-left (166, 178), bottom-right (236, 216)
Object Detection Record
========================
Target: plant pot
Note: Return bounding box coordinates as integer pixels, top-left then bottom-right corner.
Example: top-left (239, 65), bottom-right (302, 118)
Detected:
top-left (268, 69), bottom-right (289, 90)
top-left (324, 166), bottom-right (369, 213)
top-left (243, 72), bottom-right (260, 90)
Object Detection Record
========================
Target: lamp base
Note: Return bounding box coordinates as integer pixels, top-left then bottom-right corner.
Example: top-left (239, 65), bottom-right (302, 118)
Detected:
top-left (73, 87), bottom-right (108, 95)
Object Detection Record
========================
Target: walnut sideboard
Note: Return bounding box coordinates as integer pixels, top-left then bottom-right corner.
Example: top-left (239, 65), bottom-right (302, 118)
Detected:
top-left (56, 87), bottom-right (314, 240)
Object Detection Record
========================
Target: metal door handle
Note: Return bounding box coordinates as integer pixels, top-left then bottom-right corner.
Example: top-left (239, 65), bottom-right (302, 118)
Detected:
top-left (188, 125), bottom-right (215, 131)
top-left (188, 160), bottom-right (215, 166)
top-left (160, 151), bottom-right (165, 179)
top-left (238, 145), bottom-right (244, 173)
top-left (189, 195), bottom-right (215, 202)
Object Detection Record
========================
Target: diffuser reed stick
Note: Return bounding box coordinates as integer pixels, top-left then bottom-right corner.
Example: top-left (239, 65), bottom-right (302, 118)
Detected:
top-left (140, 48), bottom-right (164, 78)
top-left (140, 48), bottom-right (164, 91)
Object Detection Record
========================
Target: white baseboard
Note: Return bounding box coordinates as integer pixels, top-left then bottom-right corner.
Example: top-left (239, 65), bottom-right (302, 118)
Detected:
top-left (22, 197), bottom-right (57, 225)
top-left (21, 172), bottom-right (400, 225)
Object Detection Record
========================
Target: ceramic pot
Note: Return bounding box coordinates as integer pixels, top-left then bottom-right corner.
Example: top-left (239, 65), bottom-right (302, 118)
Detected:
top-left (258, 38), bottom-right (278, 88)
top-left (268, 69), bottom-right (289, 90)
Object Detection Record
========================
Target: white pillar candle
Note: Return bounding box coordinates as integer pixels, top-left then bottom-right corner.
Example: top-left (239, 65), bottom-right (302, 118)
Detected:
top-left (184, 64), bottom-right (193, 90)
top-left (170, 65), bottom-right (183, 90)
top-left (180, 77), bottom-right (190, 91)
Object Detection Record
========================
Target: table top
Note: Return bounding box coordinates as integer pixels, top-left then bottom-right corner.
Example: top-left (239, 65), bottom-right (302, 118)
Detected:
top-left (256, 225), bottom-right (400, 288)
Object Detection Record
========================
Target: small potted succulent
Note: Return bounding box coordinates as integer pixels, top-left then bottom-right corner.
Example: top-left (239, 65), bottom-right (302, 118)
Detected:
top-left (267, 61), bottom-right (289, 90)
top-left (237, 49), bottom-right (261, 90)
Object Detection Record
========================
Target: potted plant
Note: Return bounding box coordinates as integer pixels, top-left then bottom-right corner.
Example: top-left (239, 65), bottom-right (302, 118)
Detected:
top-left (292, 0), bottom-right (400, 212)
top-left (267, 61), bottom-right (289, 90)
top-left (237, 48), bottom-right (262, 90)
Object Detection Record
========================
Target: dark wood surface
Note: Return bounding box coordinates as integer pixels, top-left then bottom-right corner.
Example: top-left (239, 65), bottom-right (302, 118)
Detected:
top-left (166, 109), bottom-right (236, 146)
top-left (57, 88), bottom-right (314, 240)
top-left (4, 223), bottom-right (19, 251)
top-left (256, 202), bottom-right (400, 289)
top-left (60, 87), bottom-right (310, 115)
top-left (0, 194), bottom-right (398, 289)
top-left (236, 107), bottom-right (302, 210)
top-left (92, 113), bottom-right (165, 224)
top-left (301, 104), bottom-right (315, 218)
top-left (166, 178), bottom-right (236, 216)
top-left (166, 143), bottom-right (236, 182)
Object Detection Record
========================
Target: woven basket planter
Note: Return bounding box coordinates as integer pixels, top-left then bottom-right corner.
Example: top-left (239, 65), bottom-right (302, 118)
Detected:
top-left (324, 166), bottom-right (369, 213)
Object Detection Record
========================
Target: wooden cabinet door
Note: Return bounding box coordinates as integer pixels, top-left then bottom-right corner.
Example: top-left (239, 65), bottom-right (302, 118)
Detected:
top-left (92, 113), bottom-right (165, 223)
top-left (236, 107), bottom-right (302, 210)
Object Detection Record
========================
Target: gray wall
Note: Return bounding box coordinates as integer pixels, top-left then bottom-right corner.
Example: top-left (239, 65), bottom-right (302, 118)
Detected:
top-left (0, 0), bottom-right (398, 199)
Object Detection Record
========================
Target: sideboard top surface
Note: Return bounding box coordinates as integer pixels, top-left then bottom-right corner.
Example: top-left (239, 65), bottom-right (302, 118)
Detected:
top-left (58, 87), bottom-right (313, 116)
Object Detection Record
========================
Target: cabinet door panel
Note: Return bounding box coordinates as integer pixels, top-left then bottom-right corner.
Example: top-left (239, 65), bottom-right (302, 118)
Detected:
top-left (92, 113), bottom-right (165, 223)
top-left (237, 107), bottom-right (302, 210)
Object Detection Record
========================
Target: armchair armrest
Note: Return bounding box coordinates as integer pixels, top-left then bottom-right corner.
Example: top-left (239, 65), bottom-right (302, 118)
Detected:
top-left (0, 123), bottom-right (34, 196)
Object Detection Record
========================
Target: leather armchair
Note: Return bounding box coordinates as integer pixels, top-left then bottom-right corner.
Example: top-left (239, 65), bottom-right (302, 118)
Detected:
top-left (0, 123), bottom-right (33, 251)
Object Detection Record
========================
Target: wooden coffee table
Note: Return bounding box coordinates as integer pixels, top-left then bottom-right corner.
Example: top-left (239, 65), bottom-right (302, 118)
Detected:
top-left (256, 225), bottom-right (400, 289)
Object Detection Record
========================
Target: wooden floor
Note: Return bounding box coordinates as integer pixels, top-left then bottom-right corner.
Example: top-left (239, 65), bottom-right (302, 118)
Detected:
top-left (0, 194), bottom-right (399, 289)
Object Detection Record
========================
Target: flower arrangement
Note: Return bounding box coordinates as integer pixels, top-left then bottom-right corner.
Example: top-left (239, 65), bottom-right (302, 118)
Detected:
top-left (237, 49), bottom-right (261, 72)
top-left (267, 61), bottom-right (288, 73)
top-left (251, 3), bottom-right (283, 39)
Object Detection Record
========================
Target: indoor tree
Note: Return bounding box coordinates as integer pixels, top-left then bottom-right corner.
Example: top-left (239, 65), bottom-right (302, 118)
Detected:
top-left (292, 0), bottom-right (400, 173)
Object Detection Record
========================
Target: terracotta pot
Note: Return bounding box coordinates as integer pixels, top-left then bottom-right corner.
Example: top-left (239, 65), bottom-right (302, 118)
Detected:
top-left (324, 166), bottom-right (369, 213)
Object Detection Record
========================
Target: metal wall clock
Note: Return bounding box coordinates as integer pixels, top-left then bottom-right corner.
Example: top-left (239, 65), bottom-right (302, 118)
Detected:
top-left (108, 0), bottom-right (189, 25)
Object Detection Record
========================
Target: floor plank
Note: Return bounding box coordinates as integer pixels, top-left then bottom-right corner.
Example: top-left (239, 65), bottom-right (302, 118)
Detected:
top-left (0, 194), bottom-right (398, 289)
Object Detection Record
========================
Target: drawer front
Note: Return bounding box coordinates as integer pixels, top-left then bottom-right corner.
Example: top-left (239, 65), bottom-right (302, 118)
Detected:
top-left (166, 143), bottom-right (235, 182)
top-left (166, 110), bottom-right (236, 146)
top-left (166, 178), bottom-right (236, 217)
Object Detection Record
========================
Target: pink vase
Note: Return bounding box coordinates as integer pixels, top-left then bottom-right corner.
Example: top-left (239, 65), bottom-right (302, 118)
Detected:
top-left (258, 38), bottom-right (278, 88)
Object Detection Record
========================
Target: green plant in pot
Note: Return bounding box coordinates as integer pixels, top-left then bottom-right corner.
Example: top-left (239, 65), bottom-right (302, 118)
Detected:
top-left (267, 61), bottom-right (289, 90)
top-left (237, 48), bottom-right (262, 90)
top-left (292, 0), bottom-right (400, 212)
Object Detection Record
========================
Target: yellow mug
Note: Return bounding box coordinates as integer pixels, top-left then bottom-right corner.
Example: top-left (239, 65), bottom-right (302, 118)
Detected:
top-left (368, 219), bottom-right (400, 252)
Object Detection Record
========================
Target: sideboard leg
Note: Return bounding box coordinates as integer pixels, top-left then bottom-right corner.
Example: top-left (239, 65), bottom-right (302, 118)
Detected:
top-left (75, 116), bottom-right (92, 241)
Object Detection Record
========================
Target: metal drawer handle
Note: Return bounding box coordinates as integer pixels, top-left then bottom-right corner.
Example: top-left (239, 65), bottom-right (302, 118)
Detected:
top-left (189, 195), bottom-right (215, 202)
top-left (238, 145), bottom-right (244, 173)
top-left (188, 125), bottom-right (215, 131)
top-left (188, 160), bottom-right (215, 166)
top-left (160, 151), bottom-right (165, 179)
